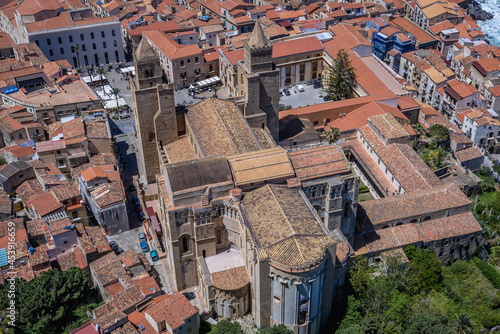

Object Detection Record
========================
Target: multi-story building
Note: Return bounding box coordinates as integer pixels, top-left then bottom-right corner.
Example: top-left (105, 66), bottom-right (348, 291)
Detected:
top-left (77, 165), bottom-right (128, 235)
top-left (142, 30), bottom-right (204, 87)
top-left (0, 0), bottom-right (125, 67)
top-left (462, 111), bottom-right (500, 154)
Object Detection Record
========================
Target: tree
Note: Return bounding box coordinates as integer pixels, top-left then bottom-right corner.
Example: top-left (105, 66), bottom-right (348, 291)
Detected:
top-left (326, 126), bottom-right (340, 144)
top-left (429, 124), bottom-right (449, 144)
top-left (97, 66), bottom-right (107, 95)
top-left (212, 85), bottom-right (220, 98)
top-left (406, 313), bottom-right (453, 334)
top-left (324, 49), bottom-right (356, 101)
top-left (404, 246), bottom-right (443, 293)
top-left (454, 314), bottom-right (473, 334)
top-left (74, 44), bottom-right (81, 69)
top-left (212, 319), bottom-right (243, 334)
top-left (0, 268), bottom-right (98, 334)
top-left (86, 65), bottom-right (94, 84)
top-left (111, 87), bottom-right (121, 120)
top-left (412, 123), bottom-right (427, 142)
top-left (481, 175), bottom-right (496, 193)
top-left (259, 324), bottom-right (294, 334)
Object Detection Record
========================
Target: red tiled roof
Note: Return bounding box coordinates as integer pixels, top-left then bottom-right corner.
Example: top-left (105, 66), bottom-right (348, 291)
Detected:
top-left (30, 192), bottom-right (63, 217)
top-left (221, 48), bottom-right (244, 66)
top-left (144, 292), bottom-right (198, 330)
top-left (272, 36), bottom-right (322, 58)
top-left (144, 29), bottom-right (201, 60)
top-left (80, 166), bottom-right (106, 182)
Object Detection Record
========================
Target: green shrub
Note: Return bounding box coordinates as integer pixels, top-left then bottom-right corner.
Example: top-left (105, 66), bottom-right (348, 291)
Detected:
top-left (472, 257), bottom-right (500, 289)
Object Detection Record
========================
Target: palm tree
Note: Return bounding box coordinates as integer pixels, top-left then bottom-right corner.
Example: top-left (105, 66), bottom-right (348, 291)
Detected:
top-left (412, 123), bottom-right (426, 143)
top-left (96, 66), bottom-right (107, 95)
top-left (212, 85), bottom-right (220, 98)
top-left (454, 314), bottom-right (473, 334)
top-left (325, 126), bottom-right (340, 144)
top-left (74, 44), bottom-right (81, 69)
top-left (111, 87), bottom-right (121, 120)
top-left (86, 65), bottom-right (94, 85)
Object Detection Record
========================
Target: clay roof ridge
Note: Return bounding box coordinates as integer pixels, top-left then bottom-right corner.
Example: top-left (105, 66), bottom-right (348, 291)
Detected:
top-left (211, 98), bottom-right (240, 153)
top-left (392, 143), bottom-right (432, 190)
top-left (267, 184), bottom-right (295, 238)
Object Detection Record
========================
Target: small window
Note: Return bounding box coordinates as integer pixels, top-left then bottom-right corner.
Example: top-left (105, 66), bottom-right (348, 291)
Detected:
top-left (195, 56), bottom-right (199, 63)
top-left (69, 35), bottom-right (73, 43)
top-left (58, 37), bottom-right (62, 44)
top-left (112, 29), bottom-right (116, 37)
top-left (47, 38), bottom-right (51, 45)
top-left (60, 48), bottom-right (64, 55)
top-left (49, 49), bottom-right (53, 56)
top-left (101, 31), bottom-right (105, 38)
top-left (80, 34), bottom-right (84, 41)
top-left (91, 32), bottom-right (95, 39)
top-left (113, 40), bottom-right (117, 47)
top-left (103, 41), bottom-right (107, 48)
top-left (92, 43), bottom-right (96, 50)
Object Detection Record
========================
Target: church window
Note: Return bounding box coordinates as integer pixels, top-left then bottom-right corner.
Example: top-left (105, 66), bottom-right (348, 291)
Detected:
top-left (343, 202), bottom-right (349, 217)
top-left (216, 229), bottom-right (222, 244)
top-left (182, 236), bottom-right (189, 253)
top-left (299, 311), bottom-right (307, 325)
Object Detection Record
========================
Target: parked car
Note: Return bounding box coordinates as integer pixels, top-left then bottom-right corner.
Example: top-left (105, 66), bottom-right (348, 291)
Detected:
top-left (295, 84), bottom-right (305, 92)
top-left (113, 247), bottom-right (123, 255)
top-left (139, 232), bottom-right (146, 243)
top-left (133, 196), bottom-right (140, 205)
top-left (323, 95), bottom-right (332, 101)
top-left (182, 292), bottom-right (196, 300)
top-left (109, 241), bottom-right (118, 249)
top-left (314, 82), bottom-right (322, 89)
top-left (279, 89), bottom-right (283, 96)
top-left (150, 249), bottom-right (159, 262)
top-left (138, 211), bottom-right (145, 220)
top-left (140, 241), bottom-right (149, 253)
top-left (283, 88), bottom-right (291, 96)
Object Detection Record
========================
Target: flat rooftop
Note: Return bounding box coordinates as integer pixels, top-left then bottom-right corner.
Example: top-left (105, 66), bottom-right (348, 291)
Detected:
top-left (204, 248), bottom-right (245, 274)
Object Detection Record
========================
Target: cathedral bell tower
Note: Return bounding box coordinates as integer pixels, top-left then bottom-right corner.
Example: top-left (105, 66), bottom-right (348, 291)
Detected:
top-left (131, 39), bottom-right (178, 184)
top-left (239, 21), bottom-right (280, 141)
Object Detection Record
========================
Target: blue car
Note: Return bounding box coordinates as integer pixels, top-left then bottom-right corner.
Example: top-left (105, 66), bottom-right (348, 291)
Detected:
top-left (140, 241), bottom-right (149, 253)
top-left (150, 250), bottom-right (159, 262)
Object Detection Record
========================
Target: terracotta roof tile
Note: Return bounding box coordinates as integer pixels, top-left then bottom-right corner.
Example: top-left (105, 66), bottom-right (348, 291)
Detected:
top-left (454, 146), bottom-right (483, 162)
top-left (227, 147), bottom-right (295, 186)
top-left (186, 98), bottom-right (262, 156)
top-left (30, 192), bottom-right (63, 217)
top-left (144, 292), bottom-right (198, 330)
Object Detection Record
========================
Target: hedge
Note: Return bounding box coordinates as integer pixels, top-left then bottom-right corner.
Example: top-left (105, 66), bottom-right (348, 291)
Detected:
top-left (472, 257), bottom-right (500, 289)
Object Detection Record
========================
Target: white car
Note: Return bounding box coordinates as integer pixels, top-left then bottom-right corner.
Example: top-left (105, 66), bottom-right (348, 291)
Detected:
top-left (295, 84), bottom-right (305, 92)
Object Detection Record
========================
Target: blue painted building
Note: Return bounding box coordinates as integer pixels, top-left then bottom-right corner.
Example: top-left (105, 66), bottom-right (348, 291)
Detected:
top-left (372, 26), bottom-right (415, 73)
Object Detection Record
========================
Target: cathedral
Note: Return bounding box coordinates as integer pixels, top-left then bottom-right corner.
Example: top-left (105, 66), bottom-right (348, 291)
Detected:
top-left (130, 22), bottom-right (483, 334)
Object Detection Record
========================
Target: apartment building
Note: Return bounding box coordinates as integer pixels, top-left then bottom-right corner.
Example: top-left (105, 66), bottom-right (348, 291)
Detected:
top-left (77, 165), bottom-right (128, 235)
top-left (462, 111), bottom-right (500, 154)
top-left (142, 30), bottom-right (204, 86)
top-left (0, 0), bottom-right (125, 67)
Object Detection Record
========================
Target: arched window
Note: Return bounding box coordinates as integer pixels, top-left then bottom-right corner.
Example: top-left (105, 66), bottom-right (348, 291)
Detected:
top-left (216, 229), bottom-right (222, 244)
top-left (299, 310), bottom-right (307, 325)
top-left (182, 236), bottom-right (189, 253)
top-left (149, 133), bottom-right (155, 142)
top-left (423, 216), bottom-right (431, 221)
